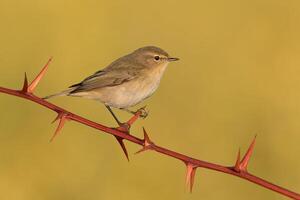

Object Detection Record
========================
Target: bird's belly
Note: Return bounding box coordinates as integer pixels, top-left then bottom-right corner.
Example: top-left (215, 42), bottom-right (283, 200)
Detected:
top-left (85, 78), bottom-right (160, 108)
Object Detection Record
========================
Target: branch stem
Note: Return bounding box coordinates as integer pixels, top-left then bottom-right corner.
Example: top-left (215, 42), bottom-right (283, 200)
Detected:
top-left (0, 77), bottom-right (299, 199)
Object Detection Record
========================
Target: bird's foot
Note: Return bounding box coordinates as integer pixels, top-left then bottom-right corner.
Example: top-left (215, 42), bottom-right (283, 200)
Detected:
top-left (113, 106), bottom-right (149, 133)
top-left (116, 122), bottom-right (131, 133)
top-left (127, 106), bottom-right (148, 119)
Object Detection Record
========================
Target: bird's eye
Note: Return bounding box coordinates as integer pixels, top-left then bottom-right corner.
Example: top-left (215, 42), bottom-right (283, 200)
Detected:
top-left (154, 56), bottom-right (160, 61)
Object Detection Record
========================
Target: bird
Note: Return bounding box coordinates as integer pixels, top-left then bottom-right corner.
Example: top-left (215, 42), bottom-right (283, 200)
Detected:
top-left (44, 46), bottom-right (179, 125)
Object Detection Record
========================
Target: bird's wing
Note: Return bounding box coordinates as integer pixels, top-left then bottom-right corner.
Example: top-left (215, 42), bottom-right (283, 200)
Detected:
top-left (69, 68), bottom-right (138, 93)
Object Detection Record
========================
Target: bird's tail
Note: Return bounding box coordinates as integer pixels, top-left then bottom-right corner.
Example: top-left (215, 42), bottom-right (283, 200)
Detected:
top-left (43, 88), bottom-right (75, 100)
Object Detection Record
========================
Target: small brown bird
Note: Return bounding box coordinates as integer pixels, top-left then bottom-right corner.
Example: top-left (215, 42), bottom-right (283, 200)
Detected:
top-left (44, 46), bottom-right (179, 124)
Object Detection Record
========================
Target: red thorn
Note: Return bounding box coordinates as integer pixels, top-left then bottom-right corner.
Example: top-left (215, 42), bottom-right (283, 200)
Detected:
top-left (127, 106), bottom-right (146, 125)
top-left (51, 113), bottom-right (61, 124)
top-left (21, 73), bottom-right (29, 92)
top-left (234, 148), bottom-right (241, 172)
top-left (234, 136), bottom-right (256, 172)
top-left (27, 57), bottom-right (52, 93)
top-left (135, 128), bottom-right (154, 154)
top-left (126, 113), bottom-right (140, 126)
top-left (135, 146), bottom-right (151, 154)
top-left (239, 135), bottom-right (256, 171)
top-left (50, 113), bottom-right (67, 142)
top-left (114, 124), bottom-right (130, 161)
top-left (126, 105), bottom-right (147, 126)
top-left (114, 136), bottom-right (129, 161)
top-left (143, 127), bottom-right (151, 146)
top-left (185, 163), bottom-right (197, 192)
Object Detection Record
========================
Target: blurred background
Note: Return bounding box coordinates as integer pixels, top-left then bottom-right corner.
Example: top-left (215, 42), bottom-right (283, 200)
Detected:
top-left (0, 0), bottom-right (299, 199)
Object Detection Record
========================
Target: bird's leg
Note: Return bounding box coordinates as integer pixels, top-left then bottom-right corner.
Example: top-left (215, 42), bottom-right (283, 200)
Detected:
top-left (105, 105), bottom-right (148, 133)
top-left (122, 106), bottom-right (148, 119)
top-left (105, 105), bottom-right (130, 132)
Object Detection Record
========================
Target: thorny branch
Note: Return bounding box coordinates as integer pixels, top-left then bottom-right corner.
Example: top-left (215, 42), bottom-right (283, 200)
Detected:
top-left (0, 58), bottom-right (299, 199)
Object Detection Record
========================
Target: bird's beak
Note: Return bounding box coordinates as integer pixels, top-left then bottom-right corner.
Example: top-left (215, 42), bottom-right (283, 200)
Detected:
top-left (168, 57), bottom-right (179, 62)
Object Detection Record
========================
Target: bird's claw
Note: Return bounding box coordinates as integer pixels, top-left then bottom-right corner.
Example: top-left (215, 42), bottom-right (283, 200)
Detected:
top-left (136, 106), bottom-right (148, 119)
top-left (117, 123), bottom-right (131, 133)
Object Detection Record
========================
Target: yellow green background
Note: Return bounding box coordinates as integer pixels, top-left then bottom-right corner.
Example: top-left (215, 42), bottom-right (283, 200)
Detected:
top-left (0, 0), bottom-right (299, 199)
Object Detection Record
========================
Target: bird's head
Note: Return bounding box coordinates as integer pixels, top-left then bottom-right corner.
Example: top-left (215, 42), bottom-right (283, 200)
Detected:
top-left (131, 46), bottom-right (179, 68)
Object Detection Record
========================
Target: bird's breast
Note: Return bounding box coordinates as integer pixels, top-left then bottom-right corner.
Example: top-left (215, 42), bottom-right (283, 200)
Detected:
top-left (113, 66), bottom-right (166, 107)
top-left (79, 64), bottom-right (168, 109)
